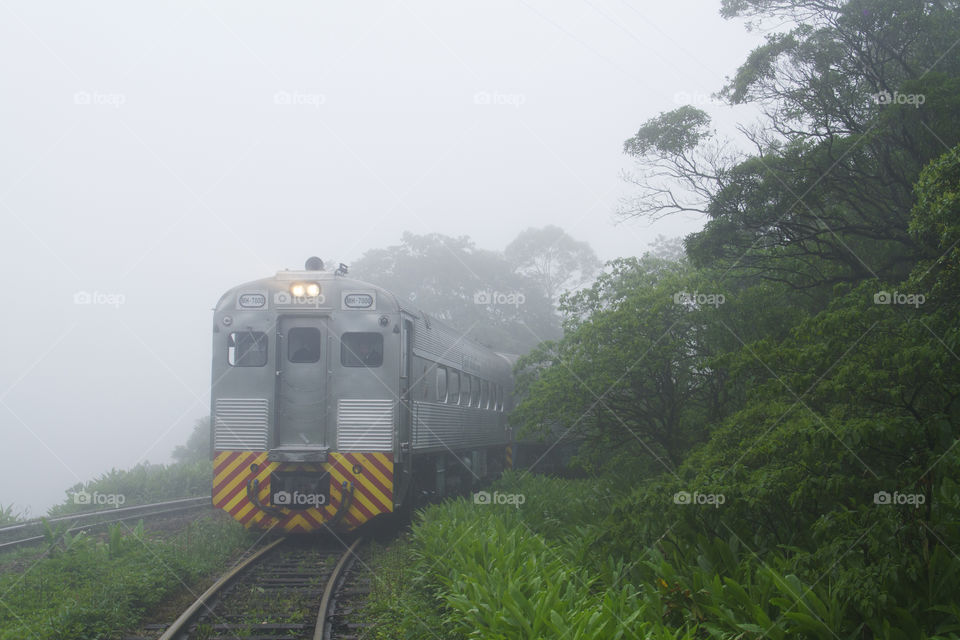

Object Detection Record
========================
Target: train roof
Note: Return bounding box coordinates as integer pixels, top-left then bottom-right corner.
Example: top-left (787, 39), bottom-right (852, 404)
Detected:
top-left (216, 266), bottom-right (515, 367)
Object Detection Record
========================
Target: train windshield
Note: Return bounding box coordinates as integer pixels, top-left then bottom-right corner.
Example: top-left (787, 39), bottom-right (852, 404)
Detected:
top-left (341, 332), bottom-right (383, 367)
top-left (228, 331), bottom-right (268, 367)
top-left (288, 327), bottom-right (323, 363)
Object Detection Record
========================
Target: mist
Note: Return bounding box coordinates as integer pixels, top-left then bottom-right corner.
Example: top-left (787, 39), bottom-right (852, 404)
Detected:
top-left (0, 1), bottom-right (763, 514)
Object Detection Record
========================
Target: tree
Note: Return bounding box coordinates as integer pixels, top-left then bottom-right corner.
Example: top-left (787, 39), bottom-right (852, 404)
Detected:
top-left (171, 416), bottom-right (210, 464)
top-left (504, 225), bottom-right (601, 304)
top-left (351, 232), bottom-right (560, 354)
top-left (622, 0), bottom-right (960, 290)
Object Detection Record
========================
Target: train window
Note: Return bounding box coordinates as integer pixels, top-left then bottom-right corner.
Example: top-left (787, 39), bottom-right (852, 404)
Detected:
top-left (436, 366), bottom-right (447, 402)
top-left (228, 331), bottom-right (268, 367)
top-left (461, 375), bottom-right (472, 406)
top-left (448, 370), bottom-right (460, 404)
top-left (472, 377), bottom-right (481, 407)
top-left (341, 332), bottom-right (383, 367)
top-left (481, 380), bottom-right (490, 409)
top-left (288, 327), bottom-right (322, 363)
top-left (497, 385), bottom-right (504, 412)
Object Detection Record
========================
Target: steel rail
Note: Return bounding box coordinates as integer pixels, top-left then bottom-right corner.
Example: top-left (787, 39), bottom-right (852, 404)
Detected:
top-left (315, 537), bottom-right (364, 640)
top-left (0, 497), bottom-right (211, 552)
top-left (157, 536), bottom-right (287, 640)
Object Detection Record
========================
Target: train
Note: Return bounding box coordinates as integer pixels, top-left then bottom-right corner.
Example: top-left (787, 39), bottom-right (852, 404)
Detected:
top-left (210, 258), bottom-right (515, 532)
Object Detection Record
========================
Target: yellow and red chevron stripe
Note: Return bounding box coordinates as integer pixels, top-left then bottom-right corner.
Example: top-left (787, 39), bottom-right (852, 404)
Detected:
top-left (212, 451), bottom-right (394, 532)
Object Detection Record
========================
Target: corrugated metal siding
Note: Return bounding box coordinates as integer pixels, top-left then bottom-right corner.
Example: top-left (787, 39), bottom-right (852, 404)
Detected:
top-left (412, 402), bottom-right (507, 450)
top-left (413, 316), bottom-right (464, 368)
top-left (214, 398), bottom-right (269, 451)
top-left (337, 399), bottom-right (395, 450)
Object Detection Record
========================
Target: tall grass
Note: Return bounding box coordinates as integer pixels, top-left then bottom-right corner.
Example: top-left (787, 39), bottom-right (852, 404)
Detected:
top-left (0, 515), bottom-right (253, 640)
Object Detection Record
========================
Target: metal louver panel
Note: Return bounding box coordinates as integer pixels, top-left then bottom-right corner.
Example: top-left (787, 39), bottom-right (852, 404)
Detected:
top-left (412, 401), bottom-right (463, 449)
top-left (337, 399), bottom-right (395, 450)
top-left (214, 398), bottom-right (269, 451)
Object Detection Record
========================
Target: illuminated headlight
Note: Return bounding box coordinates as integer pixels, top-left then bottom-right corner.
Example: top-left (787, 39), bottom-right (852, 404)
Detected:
top-left (306, 283), bottom-right (320, 297)
top-left (291, 283), bottom-right (306, 297)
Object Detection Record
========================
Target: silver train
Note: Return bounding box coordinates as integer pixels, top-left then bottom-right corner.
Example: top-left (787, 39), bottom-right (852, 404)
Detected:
top-left (210, 258), bottom-right (514, 531)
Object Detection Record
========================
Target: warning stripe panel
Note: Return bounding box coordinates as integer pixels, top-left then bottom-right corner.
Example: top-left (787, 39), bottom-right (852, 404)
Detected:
top-left (213, 450), bottom-right (394, 531)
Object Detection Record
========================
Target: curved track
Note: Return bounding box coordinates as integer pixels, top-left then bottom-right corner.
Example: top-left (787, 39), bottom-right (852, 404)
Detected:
top-left (152, 536), bottom-right (364, 640)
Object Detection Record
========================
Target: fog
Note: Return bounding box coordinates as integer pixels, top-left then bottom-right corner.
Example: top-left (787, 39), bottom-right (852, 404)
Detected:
top-left (0, 1), bottom-right (764, 514)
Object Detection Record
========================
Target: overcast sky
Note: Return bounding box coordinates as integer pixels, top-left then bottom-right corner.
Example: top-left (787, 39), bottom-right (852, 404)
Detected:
top-left (0, 1), bottom-right (766, 515)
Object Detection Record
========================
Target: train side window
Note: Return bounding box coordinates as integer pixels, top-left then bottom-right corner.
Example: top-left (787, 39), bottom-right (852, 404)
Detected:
top-left (492, 383), bottom-right (499, 411)
top-left (461, 375), bottom-right (472, 406)
top-left (481, 380), bottom-right (490, 409)
top-left (341, 332), bottom-right (383, 367)
top-left (472, 377), bottom-right (481, 407)
top-left (497, 385), bottom-right (504, 412)
top-left (436, 366), bottom-right (447, 402)
top-left (448, 370), bottom-right (460, 404)
top-left (228, 331), bottom-right (268, 367)
top-left (288, 327), bottom-right (322, 363)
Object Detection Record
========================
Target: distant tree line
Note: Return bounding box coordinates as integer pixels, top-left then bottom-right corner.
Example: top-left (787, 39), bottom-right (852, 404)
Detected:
top-left (351, 226), bottom-right (600, 354)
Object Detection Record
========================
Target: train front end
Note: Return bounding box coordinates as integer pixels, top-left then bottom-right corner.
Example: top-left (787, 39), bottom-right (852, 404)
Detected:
top-left (209, 264), bottom-right (401, 533)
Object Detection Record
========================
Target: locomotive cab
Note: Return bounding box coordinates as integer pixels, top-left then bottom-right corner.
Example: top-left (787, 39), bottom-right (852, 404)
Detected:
top-left (210, 259), bottom-right (511, 533)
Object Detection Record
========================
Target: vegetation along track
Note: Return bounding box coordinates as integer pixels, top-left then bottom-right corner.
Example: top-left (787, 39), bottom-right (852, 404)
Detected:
top-left (140, 535), bottom-right (365, 640)
top-left (0, 497), bottom-right (211, 552)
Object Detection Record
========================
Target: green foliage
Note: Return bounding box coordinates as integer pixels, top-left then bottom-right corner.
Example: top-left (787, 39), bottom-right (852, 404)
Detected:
top-left (48, 459), bottom-right (211, 516)
top-left (352, 230), bottom-right (562, 354)
top-left (623, 106), bottom-right (713, 157)
top-left (171, 416), bottom-right (211, 464)
top-left (0, 504), bottom-right (24, 526)
top-left (0, 516), bottom-right (253, 640)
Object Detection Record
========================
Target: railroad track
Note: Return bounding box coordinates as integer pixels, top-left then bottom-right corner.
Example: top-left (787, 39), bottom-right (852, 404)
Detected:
top-left (0, 497), bottom-right (211, 552)
top-left (139, 535), bottom-right (367, 640)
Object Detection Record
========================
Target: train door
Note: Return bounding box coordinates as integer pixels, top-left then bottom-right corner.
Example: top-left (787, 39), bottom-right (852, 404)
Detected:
top-left (276, 316), bottom-right (328, 450)
top-left (398, 316), bottom-right (414, 448)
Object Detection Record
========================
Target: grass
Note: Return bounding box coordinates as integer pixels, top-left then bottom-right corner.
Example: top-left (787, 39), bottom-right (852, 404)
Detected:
top-left (0, 513), bottom-right (257, 640)
top-left (355, 537), bottom-right (463, 640)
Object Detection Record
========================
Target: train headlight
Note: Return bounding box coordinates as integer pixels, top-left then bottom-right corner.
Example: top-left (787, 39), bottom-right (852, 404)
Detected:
top-left (291, 283), bottom-right (306, 297)
top-left (306, 283), bottom-right (320, 297)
